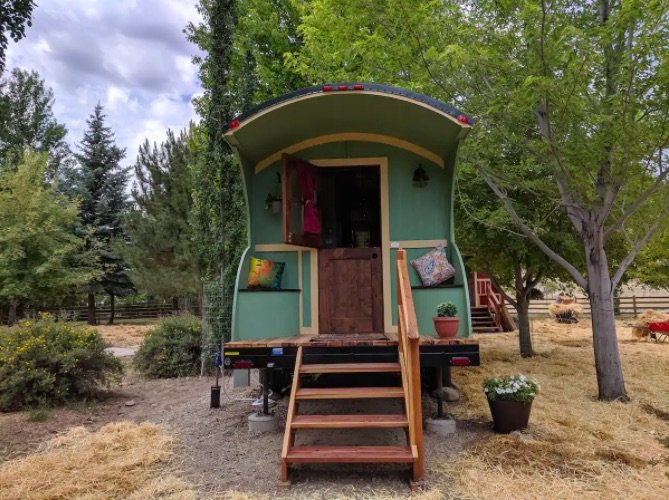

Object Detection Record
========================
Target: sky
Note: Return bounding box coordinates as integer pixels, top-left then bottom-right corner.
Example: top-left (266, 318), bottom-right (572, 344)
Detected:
top-left (5, 0), bottom-right (204, 164)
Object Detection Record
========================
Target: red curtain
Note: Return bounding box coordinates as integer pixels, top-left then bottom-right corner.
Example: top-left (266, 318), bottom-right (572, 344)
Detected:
top-left (297, 163), bottom-right (321, 234)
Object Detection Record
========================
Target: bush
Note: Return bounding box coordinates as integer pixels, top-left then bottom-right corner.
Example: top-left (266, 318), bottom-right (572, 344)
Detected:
top-left (134, 315), bottom-right (202, 378)
top-left (0, 317), bottom-right (123, 411)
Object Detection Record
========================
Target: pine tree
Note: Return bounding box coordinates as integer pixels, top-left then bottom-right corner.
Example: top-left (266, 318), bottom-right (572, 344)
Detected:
top-left (123, 127), bottom-right (202, 304)
top-left (73, 104), bottom-right (134, 325)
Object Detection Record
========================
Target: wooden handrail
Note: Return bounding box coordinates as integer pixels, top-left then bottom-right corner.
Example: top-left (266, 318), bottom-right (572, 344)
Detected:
top-left (396, 249), bottom-right (424, 480)
top-left (485, 282), bottom-right (502, 329)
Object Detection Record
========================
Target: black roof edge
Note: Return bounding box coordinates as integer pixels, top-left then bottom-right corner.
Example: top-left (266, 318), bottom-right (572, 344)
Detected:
top-left (223, 83), bottom-right (472, 133)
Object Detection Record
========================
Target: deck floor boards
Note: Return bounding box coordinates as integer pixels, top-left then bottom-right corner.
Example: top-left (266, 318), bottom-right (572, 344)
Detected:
top-left (224, 333), bottom-right (477, 349)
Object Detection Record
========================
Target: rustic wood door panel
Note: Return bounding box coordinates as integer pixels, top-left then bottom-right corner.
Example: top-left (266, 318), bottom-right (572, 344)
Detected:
top-left (319, 248), bottom-right (383, 334)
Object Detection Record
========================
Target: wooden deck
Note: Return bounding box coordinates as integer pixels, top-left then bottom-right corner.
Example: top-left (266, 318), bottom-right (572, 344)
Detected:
top-left (224, 332), bottom-right (477, 349)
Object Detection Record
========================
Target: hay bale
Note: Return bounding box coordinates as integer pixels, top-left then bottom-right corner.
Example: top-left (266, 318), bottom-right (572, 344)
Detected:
top-left (548, 302), bottom-right (584, 319)
top-left (631, 310), bottom-right (669, 338)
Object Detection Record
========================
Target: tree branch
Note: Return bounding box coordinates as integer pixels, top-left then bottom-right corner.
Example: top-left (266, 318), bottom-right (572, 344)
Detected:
top-left (604, 168), bottom-right (669, 239)
top-left (611, 209), bottom-right (667, 288)
top-left (480, 168), bottom-right (588, 289)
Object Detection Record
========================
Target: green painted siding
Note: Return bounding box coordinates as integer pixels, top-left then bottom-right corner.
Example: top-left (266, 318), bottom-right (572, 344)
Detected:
top-left (412, 287), bottom-right (469, 337)
top-left (389, 247), bottom-right (469, 337)
top-left (236, 291), bottom-right (300, 339)
top-left (232, 139), bottom-right (472, 339)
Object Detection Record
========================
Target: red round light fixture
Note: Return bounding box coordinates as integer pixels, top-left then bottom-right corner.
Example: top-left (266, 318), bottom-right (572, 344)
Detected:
top-left (457, 115), bottom-right (469, 124)
top-left (229, 119), bottom-right (241, 129)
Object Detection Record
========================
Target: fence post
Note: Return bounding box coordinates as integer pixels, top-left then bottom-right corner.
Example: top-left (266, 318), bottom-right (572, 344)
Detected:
top-left (632, 295), bottom-right (638, 318)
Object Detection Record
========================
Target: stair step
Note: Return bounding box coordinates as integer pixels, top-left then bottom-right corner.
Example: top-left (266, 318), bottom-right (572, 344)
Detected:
top-left (300, 362), bottom-right (400, 374)
top-left (285, 445), bottom-right (414, 464)
top-left (291, 414), bottom-right (408, 429)
top-left (474, 326), bottom-right (502, 333)
top-left (296, 387), bottom-right (404, 400)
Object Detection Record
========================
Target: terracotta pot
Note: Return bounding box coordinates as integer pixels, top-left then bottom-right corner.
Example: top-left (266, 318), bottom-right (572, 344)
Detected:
top-left (433, 316), bottom-right (459, 338)
top-left (487, 398), bottom-right (533, 433)
top-left (559, 295), bottom-right (575, 304)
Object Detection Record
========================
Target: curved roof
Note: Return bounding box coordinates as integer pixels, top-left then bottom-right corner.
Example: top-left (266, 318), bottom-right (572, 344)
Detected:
top-left (224, 83), bottom-right (472, 171)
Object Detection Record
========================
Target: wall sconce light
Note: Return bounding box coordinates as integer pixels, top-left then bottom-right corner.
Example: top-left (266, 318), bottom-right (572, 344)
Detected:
top-left (413, 164), bottom-right (430, 188)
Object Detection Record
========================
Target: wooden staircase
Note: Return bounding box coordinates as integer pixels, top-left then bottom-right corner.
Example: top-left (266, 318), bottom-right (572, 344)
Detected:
top-left (471, 306), bottom-right (502, 333)
top-left (280, 249), bottom-right (424, 486)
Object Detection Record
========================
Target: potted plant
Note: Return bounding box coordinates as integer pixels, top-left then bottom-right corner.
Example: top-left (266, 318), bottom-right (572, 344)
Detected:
top-left (433, 302), bottom-right (459, 338)
top-left (483, 374), bottom-right (539, 433)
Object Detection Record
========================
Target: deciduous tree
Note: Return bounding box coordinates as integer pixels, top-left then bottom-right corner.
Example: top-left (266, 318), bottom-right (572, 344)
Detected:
top-left (0, 0), bottom-right (36, 74)
top-left (290, 0), bottom-right (669, 400)
top-left (0, 68), bottom-right (68, 174)
top-left (0, 152), bottom-right (87, 325)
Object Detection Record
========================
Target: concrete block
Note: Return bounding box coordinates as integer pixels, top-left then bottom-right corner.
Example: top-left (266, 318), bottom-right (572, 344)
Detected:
top-left (431, 386), bottom-right (460, 402)
top-left (248, 412), bottom-right (277, 433)
top-left (233, 369), bottom-right (250, 388)
top-left (425, 417), bottom-right (456, 436)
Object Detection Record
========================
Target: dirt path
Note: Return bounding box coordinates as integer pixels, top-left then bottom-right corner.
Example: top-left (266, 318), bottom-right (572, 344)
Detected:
top-left (0, 365), bottom-right (486, 498)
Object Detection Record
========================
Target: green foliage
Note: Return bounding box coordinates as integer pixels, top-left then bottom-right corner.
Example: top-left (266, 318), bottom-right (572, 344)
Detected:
top-left (0, 153), bottom-right (89, 314)
top-left (134, 315), bottom-right (202, 378)
top-left (27, 406), bottom-right (49, 422)
top-left (72, 104), bottom-right (134, 313)
top-left (436, 302), bottom-right (457, 317)
top-left (0, 68), bottom-right (69, 174)
top-left (0, 316), bottom-right (123, 410)
top-left (483, 374), bottom-right (539, 404)
top-left (187, 1), bottom-right (248, 285)
top-left (123, 127), bottom-right (202, 298)
top-left (0, 0), bottom-right (36, 73)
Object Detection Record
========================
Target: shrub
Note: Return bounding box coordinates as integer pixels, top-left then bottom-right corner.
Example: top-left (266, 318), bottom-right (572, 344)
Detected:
top-left (0, 317), bottom-right (123, 411)
top-left (437, 302), bottom-right (458, 317)
top-left (134, 315), bottom-right (202, 378)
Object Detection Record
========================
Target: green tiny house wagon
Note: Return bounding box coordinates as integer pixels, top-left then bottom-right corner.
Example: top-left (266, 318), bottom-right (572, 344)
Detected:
top-left (223, 83), bottom-right (476, 345)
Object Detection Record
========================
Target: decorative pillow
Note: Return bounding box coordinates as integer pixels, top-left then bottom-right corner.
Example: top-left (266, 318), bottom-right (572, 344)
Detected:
top-left (410, 245), bottom-right (456, 286)
top-left (247, 256), bottom-right (285, 289)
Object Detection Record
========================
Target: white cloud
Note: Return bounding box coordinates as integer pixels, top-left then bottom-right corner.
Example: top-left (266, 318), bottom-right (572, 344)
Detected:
top-left (5, 0), bottom-right (204, 163)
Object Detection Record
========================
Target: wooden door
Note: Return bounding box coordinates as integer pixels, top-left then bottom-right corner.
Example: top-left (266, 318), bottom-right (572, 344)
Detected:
top-left (319, 247), bottom-right (384, 334)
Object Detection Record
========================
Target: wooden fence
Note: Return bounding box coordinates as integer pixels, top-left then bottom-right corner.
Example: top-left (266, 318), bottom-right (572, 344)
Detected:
top-left (509, 296), bottom-right (669, 317)
top-left (41, 304), bottom-right (199, 322)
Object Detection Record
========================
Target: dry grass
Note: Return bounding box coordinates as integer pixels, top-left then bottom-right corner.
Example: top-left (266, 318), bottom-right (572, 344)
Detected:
top-left (438, 318), bottom-right (669, 500)
top-left (97, 323), bottom-right (155, 347)
top-left (0, 421), bottom-right (195, 499)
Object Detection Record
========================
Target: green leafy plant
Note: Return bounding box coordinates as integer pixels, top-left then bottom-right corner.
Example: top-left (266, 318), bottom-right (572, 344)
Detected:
top-left (134, 315), bottom-right (202, 378)
top-left (483, 374), bottom-right (539, 404)
top-left (0, 316), bottom-right (123, 411)
top-left (27, 406), bottom-right (49, 422)
top-left (436, 302), bottom-right (457, 317)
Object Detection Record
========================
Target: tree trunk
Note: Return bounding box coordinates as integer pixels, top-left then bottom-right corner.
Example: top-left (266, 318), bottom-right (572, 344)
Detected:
top-left (587, 250), bottom-right (628, 401)
top-left (7, 300), bottom-right (18, 327)
top-left (87, 293), bottom-right (97, 326)
top-left (108, 293), bottom-right (115, 325)
top-left (172, 296), bottom-right (180, 314)
top-left (516, 294), bottom-right (534, 357)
